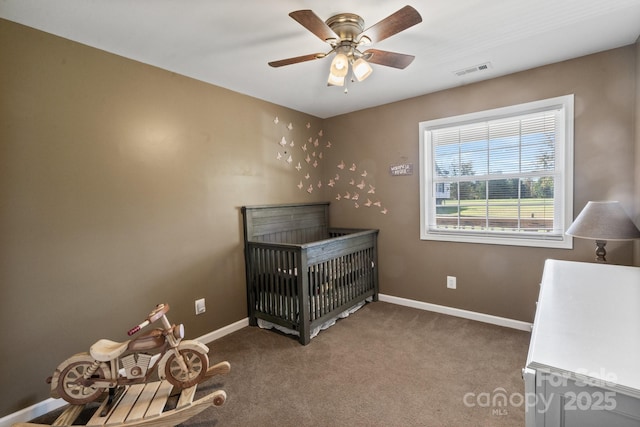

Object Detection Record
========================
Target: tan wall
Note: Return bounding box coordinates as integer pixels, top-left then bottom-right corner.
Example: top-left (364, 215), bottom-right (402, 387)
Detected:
top-left (0, 19), bottom-right (326, 416)
top-left (324, 46), bottom-right (637, 323)
top-left (1, 17), bottom-right (638, 419)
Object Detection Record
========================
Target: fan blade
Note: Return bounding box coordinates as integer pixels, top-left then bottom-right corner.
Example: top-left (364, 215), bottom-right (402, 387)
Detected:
top-left (361, 5), bottom-right (422, 44)
top-left (268, 53), bottom-right (326, 68)
top-left (363, 49), bottom-right (415, 69)
top-left (289, 10), bottom-right (338, 42)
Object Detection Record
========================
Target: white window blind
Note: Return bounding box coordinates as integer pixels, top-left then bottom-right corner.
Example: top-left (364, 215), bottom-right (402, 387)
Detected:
top-left (419, 95), bottom-right (574, 248)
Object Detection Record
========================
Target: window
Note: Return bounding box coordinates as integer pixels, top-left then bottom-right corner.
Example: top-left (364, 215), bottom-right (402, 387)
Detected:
top-left (419, 95), bottom-right (574, 248)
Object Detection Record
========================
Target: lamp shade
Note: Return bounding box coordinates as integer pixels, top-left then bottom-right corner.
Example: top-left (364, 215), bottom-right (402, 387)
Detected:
top-left (352, 58), bottom-right (373, 82)
top-left (330, 53), bottom-right (349, 77)
top-left (566, 201), bottom-right (640, 241)
top-left (327, 73), bottom-right (345, 86)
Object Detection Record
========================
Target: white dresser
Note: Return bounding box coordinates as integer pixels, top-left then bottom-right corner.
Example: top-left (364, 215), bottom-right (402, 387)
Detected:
top-left (524, 259), bottom-right (640, 427)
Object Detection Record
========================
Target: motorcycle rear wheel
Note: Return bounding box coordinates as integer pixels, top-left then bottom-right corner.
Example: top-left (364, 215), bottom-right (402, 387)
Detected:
top-left (57, 360), bottom-right (108, 404)
top-left (165, 349), bottom-right (209, 389)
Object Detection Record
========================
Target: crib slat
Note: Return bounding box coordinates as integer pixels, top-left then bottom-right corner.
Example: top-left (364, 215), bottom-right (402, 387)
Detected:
top-left (285, 250), bottom-right (294, 321)
top-left (275, 250), bottom-right (282, 318)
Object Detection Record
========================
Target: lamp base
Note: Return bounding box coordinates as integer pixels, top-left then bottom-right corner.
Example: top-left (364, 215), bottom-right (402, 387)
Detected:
top-left (594, 240), bottom-right (607, 263)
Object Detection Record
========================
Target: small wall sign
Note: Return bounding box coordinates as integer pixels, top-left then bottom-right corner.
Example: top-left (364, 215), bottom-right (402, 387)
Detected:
top-left (389, 163), bottom-right (413, 176)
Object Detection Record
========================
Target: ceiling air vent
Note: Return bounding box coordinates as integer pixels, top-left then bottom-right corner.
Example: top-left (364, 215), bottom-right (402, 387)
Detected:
top-left (453, 62), bottom-right (492, 77)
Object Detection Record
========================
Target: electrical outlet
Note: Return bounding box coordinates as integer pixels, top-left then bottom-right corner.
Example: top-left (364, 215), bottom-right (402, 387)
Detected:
top-left (447, 276), bottom-right (457, 289)
top-left (195, 298), bottom-right (206, 315)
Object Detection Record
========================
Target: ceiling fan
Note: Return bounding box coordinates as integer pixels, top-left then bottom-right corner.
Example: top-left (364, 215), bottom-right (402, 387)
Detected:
top-left (268, 5), bottom-right (422, 88)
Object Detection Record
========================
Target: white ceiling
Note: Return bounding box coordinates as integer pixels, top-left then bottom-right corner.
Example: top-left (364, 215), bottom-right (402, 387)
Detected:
top-left (2, 0), bottom-right (640, 118)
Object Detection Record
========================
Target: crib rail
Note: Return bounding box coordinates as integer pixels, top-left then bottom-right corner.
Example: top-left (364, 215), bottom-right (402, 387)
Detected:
top-left (245, 229), bottom-right (378, 344)
top-left (242, 202), bottom-right (378, 344)
top-left (308, 242), bottom-right (377, 323)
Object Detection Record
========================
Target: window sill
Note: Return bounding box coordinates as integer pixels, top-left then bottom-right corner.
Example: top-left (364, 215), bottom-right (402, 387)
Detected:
top-left (420, 230), bottom-right (574, 249)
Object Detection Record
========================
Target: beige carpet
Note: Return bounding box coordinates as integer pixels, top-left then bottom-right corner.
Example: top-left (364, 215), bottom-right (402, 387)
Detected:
top-left (29, 301), bottom-right (530, 426)
top-left (192, 301), bottom-right (529, 426)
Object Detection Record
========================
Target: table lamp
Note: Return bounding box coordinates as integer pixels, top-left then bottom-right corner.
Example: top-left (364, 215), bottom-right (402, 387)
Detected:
top-left (566, 201), bottom-right (640, 262)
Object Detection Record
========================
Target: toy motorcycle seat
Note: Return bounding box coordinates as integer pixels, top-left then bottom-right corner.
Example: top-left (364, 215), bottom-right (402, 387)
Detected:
top-left (90, 338), bottom-right (130, 361)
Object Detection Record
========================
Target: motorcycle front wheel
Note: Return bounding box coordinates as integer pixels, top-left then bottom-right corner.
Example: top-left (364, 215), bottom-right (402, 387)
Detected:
top-left (57, 360), bottom-right (108, 404)
top-left (165, 349), bottom-right (209, 389)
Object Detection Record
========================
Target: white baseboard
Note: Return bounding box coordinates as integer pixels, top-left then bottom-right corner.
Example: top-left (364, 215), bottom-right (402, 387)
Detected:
top-left (196, 317), bottom-right (249, 344)
top-left (0, 318), bottom-right (249, 427)
top-left (378, 294), bottom-right (533, 332)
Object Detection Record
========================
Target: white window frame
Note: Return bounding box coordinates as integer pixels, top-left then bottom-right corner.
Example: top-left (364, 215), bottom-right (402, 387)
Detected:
top-left (419, 95), bottom-right (574, 249)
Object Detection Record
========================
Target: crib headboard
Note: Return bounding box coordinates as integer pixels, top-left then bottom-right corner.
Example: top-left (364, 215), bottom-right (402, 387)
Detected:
top-left (241, 202), bottom-right (330, 244)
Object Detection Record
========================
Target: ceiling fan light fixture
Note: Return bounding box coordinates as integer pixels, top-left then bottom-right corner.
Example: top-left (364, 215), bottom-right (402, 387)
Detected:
top-left (357, 35), bottom-right (372, 46)
top-left (327, 72), bottom-right (345, 86)
top-left (270, 7), bottom-right (422, 88)
top-left (353, 58), bottom-right (373, 81)
top-left (330, 53), bottom-right (349, 77)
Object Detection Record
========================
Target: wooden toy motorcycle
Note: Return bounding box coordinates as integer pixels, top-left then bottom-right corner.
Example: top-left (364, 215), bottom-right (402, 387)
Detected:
top-left (48, 303), bottom-right (210, 404)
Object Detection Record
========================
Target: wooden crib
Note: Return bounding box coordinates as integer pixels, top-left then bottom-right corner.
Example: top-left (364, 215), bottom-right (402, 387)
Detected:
top-left (241, 202), bottom-right (379, 345)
